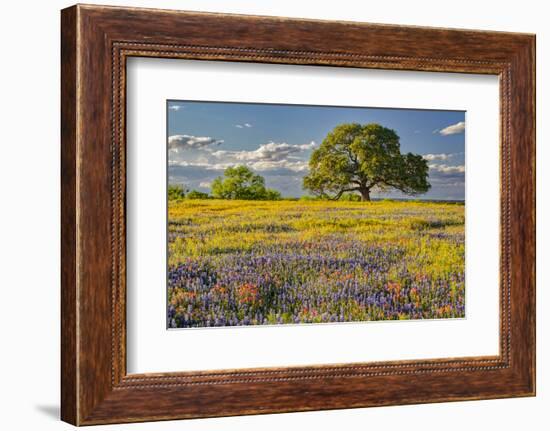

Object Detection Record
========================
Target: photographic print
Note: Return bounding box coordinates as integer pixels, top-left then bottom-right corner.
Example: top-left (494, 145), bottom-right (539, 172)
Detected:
top-left (167, 101), bottom-right (466, 329)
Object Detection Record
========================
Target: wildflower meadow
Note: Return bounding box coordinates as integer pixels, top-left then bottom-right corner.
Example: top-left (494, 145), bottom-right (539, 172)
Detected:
top-left (167, 199), bottom-right (465, 328)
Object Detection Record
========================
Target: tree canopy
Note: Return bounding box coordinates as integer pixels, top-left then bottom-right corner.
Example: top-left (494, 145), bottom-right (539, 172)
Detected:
top-left (211, 165), bottom-right (281, 200)
top-left (168, 184), bottom-right (186, 201)
top-left (303, 123), bottom-right (430, 201)
top-left (186, 190), bottom-right (210, 200)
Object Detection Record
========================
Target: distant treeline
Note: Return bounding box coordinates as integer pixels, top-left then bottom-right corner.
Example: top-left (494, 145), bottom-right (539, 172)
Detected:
top-left (168, 183), bottom-right (366, 202)
top-left (169, 166), bottom-right (282, 201)
top-left (169, 164), bottom-right (463, 204)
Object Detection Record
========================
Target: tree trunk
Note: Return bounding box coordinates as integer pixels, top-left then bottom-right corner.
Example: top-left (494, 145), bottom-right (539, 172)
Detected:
top-left (360, 188), bottom-right (371, 201)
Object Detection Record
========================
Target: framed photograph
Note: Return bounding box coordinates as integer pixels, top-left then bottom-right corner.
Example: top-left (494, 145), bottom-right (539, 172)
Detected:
top-left (61, 4), bottom-right (535, 425)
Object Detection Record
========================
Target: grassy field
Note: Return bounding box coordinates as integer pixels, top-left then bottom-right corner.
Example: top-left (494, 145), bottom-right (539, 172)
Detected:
top-left (167, 199), bottom-right (465, 328)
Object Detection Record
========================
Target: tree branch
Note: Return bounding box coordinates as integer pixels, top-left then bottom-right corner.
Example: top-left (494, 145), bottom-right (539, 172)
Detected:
top-left (331, 187), bottom-right (359, 200)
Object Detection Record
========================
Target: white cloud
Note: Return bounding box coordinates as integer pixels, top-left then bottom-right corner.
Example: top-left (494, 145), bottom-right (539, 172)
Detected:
top-left (169, 140), bottom-right (315, 173)
top-left (439, 121), bottom-right (465, 136)
top-left (168, 160), bottom-right (225, 169)
top-left (168, 134), bottom-right (224, 151)
top-left (169, 159), bottom-right (309, 173)
top-left (423, 153), bottom-right (453, 161)
top-left (248, 160), bottom-right (309, 172)
top-left (429, 164), bottom-right (465, 173)
top-left (235, 124), bottom-right (243, 128)
top-left (235, 123), bottom-right (253, 128)
top-left (169, 105), bottom-right (183, 111)
top-left (213, 141), bottom-right (315, 163)
top-left (199, 181), bottom-right (212, 188)
top-left (244, 123), bottom-right (252, 128)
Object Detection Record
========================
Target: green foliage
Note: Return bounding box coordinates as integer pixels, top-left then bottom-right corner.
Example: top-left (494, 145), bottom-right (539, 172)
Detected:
top-left (168, 184), bottom-right (186, 201)
top-left (263, 188), bottom-right (282, 201)
top-left (186, 190), bottom-right (210, 200)
top-left (303, 123), bottom-right (430, 201)
top-left (339, 192), bottom-right (361, 202)
top-left (211, 165), bottom-right (281, 200)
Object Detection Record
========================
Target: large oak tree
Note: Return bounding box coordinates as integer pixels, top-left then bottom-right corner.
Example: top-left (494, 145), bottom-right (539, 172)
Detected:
top-left (303, 123), bottom-right (430, 201)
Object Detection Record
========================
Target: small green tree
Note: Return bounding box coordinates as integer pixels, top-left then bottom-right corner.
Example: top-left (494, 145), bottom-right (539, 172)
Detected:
top-left (168, 184), bottom-right (186, 201)
top-left (263, 188), bottom-right (282, 201)
top-left (186, 190), bottom-right (210, 200)
top-left (303, 123), bottom-right (430, 201)
top-left (211, 166), bottom-right (281, 200)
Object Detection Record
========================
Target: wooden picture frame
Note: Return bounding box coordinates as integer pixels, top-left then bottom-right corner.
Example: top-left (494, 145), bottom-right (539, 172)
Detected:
top-left (61, 4), bottom-right (535, 425)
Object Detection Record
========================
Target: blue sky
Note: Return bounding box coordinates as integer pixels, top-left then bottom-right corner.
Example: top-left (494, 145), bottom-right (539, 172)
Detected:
top-left (167, 100), bottom-right (466, 200)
